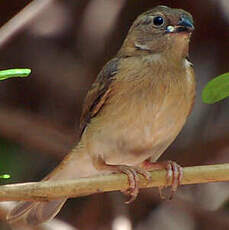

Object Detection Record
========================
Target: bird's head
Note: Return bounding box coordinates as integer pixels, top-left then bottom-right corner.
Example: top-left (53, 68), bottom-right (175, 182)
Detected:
top-left (119, 5), bottom-right (194, 59)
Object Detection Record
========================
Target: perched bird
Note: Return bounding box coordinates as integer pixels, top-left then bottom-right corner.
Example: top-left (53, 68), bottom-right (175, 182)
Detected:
top-left (7, 5), bottom-right (196, 226)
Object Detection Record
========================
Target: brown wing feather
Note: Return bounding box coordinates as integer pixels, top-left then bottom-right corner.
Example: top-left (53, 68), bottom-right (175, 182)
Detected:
top-left (79, 57), bottom-right (120, 136)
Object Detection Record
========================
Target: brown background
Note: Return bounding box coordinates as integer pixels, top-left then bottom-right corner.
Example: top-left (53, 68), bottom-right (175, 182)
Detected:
top-left (0, 0), bottom-right (228, 229)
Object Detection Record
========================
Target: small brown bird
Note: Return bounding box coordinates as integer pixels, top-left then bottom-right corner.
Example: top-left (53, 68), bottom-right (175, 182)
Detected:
top-left (7, 5), bottom-right (196, 226)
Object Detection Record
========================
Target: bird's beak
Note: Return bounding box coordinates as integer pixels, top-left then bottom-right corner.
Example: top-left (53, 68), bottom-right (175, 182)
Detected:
top-left (166, 16), bottom-right (194, 33)
top-left (177, 16), bottom-right (194, 32)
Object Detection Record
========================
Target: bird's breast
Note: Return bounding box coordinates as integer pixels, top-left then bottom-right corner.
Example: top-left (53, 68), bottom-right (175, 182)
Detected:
top-left (109, 56), bottom-right (195, 133)
top-left (85, 56), bottom-right (196, 165)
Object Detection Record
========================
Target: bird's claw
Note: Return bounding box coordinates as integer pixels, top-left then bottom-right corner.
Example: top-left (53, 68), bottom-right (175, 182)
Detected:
top-left (159, 161), bottom-right (183, 199)
top-left (142, 160), bottom-right (183, 199)
top-left (118, 166), bottom-right (151, 204)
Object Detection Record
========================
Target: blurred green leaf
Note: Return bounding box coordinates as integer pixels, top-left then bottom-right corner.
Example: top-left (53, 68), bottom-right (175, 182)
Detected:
top-left (202, 72), bottom-right (229, 104)
top-left (0, 174), bottom-right (10, 179)
top-left (0, 69), bottom-right (31, 182)
top-left (0, 68), bottom-right (31, 80)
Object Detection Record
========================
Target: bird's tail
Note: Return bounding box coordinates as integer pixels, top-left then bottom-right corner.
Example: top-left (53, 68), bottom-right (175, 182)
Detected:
top-left (7, 144), bottom-right (100, 226)
top-left (7, 199), bottom-right (67, 226)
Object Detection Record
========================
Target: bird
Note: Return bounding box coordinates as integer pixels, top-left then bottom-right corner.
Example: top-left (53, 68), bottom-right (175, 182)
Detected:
top-left (7, 5), bottom-right (196, 226)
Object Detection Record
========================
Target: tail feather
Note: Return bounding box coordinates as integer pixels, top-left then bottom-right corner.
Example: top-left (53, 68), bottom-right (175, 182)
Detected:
top-left (7, 199), bottom-right (66, 226)
top-left (7, 144), bottom-right (101, 226)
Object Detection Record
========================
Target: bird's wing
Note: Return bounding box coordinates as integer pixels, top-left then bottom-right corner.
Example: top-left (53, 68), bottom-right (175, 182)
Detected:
top-left (79, 57), bottom-right (120, 136)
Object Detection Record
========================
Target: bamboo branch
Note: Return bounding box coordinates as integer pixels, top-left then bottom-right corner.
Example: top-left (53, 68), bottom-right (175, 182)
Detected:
top-left (0, 163), bottom-right (228, 202)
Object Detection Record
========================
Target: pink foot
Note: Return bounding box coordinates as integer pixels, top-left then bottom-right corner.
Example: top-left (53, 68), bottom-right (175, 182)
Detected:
top-left (116, 165), bottom-right (151, 204)
top-left (142, 160), bottom-right (183, 199)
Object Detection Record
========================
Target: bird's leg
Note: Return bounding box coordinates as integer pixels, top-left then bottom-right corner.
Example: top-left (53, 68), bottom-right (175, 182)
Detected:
top-left (141, 159), bottom-right (183, 199)
top-left (117, 165), bottom-right (152, 204)
top-left (92, 156), bottom-right (151, 203)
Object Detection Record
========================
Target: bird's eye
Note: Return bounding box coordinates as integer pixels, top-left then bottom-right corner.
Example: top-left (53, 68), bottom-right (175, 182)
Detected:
top-left (153, 16), bottom-right (164, 27)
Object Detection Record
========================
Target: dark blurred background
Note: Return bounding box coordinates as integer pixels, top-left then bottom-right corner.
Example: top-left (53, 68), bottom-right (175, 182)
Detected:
top-left (0, 0), bottom-right (228, 229)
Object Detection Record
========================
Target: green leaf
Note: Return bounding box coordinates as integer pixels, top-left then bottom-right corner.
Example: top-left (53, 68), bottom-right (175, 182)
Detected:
top-left (202, 72), bottom-right (229, 104)
top-left (0, 68), bottom-right (31, 81)
top-left (0, 174), bottom-right (10, 179)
